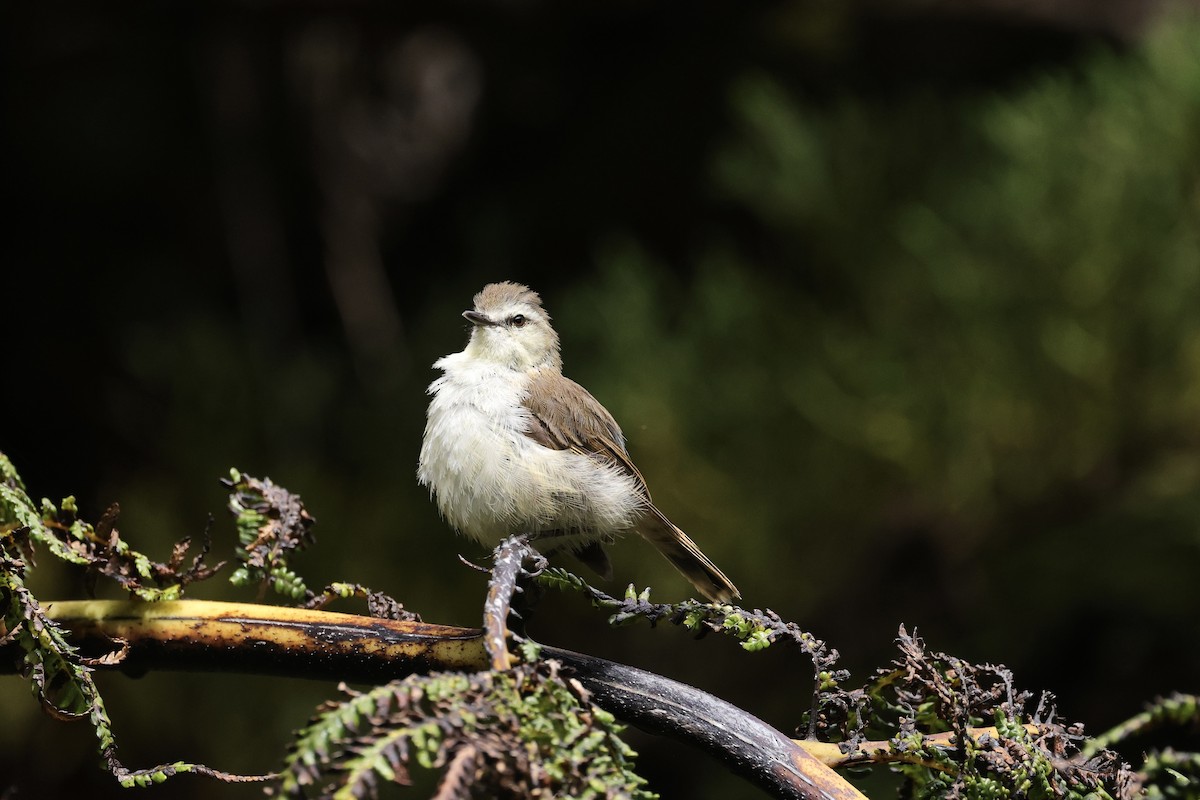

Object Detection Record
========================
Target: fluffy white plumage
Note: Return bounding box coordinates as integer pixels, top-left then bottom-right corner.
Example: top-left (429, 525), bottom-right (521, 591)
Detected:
top-left (419, 348), bottom-right (645, 548)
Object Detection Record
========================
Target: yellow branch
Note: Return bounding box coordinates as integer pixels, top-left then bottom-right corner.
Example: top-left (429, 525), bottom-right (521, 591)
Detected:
top-left (43, 598), bottom-right (491, 680)
top-left (795, 726), bottom-right (1041, 769)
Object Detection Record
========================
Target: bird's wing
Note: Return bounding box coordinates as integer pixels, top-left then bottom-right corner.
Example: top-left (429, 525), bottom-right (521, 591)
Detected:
top-left (520, 370), bottom-right (651, 498)
top-left (523, 370), bottom-right (740, 602)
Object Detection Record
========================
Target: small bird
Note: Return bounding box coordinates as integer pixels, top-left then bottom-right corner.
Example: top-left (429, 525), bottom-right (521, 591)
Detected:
top-left (418, 281), bottom-right (740, 603)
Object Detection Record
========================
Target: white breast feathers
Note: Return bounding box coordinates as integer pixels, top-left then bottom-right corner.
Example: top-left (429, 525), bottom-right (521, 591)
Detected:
top-left (417, 353), bottom-right (646, 548)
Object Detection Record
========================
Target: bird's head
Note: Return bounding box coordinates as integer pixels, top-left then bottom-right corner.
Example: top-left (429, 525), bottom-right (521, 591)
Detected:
top-left (462, 282), bottom-right (562, 370)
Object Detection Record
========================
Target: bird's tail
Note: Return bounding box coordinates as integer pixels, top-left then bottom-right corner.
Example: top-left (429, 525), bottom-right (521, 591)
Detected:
top-left (637, 507), bottom-right (740, 603)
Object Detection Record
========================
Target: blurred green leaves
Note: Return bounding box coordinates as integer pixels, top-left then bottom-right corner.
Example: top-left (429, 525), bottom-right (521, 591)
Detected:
top-left (547, 15), bottom-right (1200, 698)
top-left (578, 14), bottom-right (1200, 541)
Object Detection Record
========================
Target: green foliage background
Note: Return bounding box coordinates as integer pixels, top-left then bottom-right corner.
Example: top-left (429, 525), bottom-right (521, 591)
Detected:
top-left (4, 4), bottom-right (1199, 798)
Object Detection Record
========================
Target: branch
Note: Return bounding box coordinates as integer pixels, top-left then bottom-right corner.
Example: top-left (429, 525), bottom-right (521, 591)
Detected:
top-left (7, 599), bottom-right (864, 800)
top-left (797, 726), bottom-right (1040, 769)
top-left (481, 533), bottom-right (542, 670)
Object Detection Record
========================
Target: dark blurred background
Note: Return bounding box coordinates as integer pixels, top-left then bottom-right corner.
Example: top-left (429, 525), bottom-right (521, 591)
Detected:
top-left (3, 1), bottom-right (1199, 797)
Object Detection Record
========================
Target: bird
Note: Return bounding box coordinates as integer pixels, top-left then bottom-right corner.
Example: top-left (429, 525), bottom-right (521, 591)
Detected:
top-left (417, 281), bottom-right (740, 603)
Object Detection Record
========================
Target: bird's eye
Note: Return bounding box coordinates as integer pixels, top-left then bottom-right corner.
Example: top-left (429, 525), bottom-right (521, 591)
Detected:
top-left (508, 314), bottom-right (527, 327)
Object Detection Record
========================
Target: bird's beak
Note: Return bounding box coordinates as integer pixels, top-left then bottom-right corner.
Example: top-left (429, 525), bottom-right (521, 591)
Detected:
top-left (463, 310), bottom-right (498, 327)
